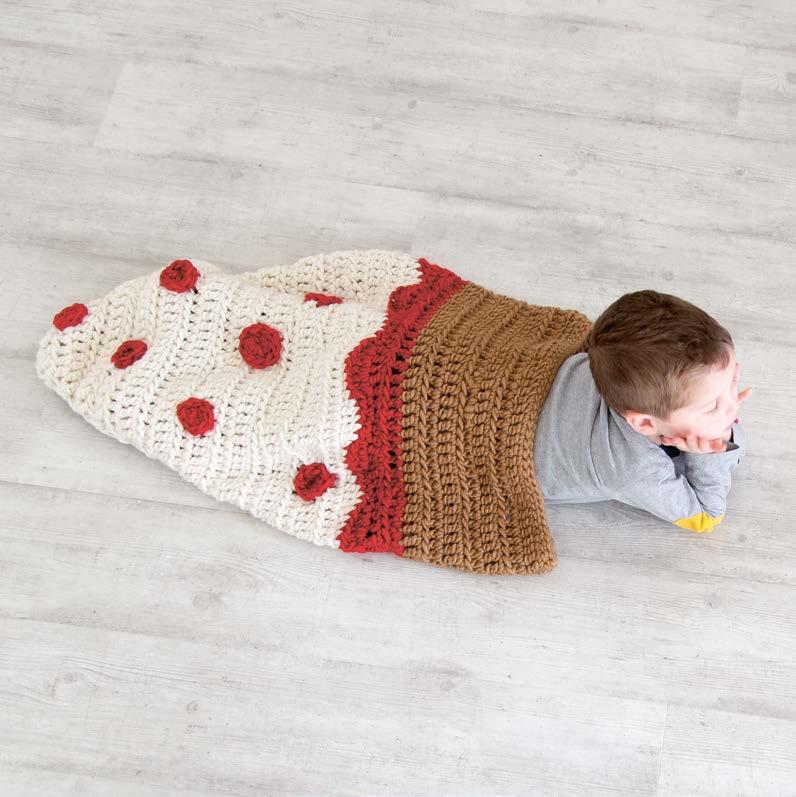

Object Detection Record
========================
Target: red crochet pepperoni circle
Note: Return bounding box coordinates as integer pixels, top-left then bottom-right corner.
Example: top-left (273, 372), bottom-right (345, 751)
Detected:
top-left (176, 397), bottom-right (215, 436)
top-left (53, 302), bottom-right (89, 330)
top-left (239, 323), bottom-right (282, 368)
top-left (294, 462), bottom-right (337, 501)
top-left (160, 259), bottom-right (200, 293)
top-left (304, 292), bottom-right (344, 306)
top-left (111, 339), bottom-right (148, 369)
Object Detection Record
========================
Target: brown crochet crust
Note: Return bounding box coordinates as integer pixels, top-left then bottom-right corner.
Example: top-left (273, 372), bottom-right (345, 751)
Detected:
top-left (398, 283), bottom-right (593, 575)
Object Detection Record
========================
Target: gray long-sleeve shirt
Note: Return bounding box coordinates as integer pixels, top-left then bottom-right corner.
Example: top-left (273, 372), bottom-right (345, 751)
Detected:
top-left (533, 352), bottom-right (747, 533)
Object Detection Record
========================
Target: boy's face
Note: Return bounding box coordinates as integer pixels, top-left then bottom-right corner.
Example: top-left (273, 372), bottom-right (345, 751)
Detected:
top-left (624, 348), bottom-right (740, 441)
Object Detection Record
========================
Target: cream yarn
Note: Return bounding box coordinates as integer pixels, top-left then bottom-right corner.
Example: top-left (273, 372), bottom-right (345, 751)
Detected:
top-left (35, 249), bottom-right (423, 547)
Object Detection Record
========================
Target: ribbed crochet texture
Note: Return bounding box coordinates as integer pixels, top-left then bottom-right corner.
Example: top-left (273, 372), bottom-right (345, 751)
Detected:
top-left (36, 249), bottom-right (593, 575)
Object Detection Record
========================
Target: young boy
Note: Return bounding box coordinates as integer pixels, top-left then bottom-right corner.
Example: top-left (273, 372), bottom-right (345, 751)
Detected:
top-left (533, 289), bottom-right (754, 533)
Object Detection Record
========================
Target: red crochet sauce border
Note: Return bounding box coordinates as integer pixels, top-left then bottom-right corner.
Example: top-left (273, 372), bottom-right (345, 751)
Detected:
top-left (337, 258), bottom-right (469, 555)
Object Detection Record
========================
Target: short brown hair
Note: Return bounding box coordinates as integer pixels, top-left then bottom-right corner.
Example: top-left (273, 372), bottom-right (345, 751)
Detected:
top-left (585, 290), bottom-right (734, 420)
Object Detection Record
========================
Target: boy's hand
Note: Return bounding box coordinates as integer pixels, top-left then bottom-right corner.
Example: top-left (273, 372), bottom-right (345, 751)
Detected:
top-left (660, 361), bottom-right (753, 454)
top-left (660, 432), bottom-right (732, 453)
top-left (732, 362), bottom-right (754, 405)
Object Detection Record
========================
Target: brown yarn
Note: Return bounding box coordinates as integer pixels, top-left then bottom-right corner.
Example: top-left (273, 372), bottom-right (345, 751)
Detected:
top-left (399, 283), bottom-right (593, 575)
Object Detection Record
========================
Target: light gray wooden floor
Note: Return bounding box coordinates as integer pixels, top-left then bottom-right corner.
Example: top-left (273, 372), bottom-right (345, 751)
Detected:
top-left (1, 1), bottom-right (795, 795)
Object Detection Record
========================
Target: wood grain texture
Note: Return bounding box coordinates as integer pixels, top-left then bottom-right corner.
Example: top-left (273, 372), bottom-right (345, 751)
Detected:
top-left (1, 1), bottom-right (794, 794)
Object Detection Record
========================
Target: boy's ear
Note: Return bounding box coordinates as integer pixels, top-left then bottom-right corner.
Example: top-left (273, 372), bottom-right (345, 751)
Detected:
top-left (622, 410), bottom-right (657, 435)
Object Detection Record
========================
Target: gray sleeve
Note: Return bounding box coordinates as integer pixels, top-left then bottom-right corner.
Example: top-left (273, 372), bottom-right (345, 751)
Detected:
top-left (678, 422), bottom-right (747, 518)
top-left (608, 422), bottom-right (748, 533)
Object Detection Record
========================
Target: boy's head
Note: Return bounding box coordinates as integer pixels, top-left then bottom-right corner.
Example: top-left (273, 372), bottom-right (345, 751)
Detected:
top-left (586, 290), bottom-right (739, 441)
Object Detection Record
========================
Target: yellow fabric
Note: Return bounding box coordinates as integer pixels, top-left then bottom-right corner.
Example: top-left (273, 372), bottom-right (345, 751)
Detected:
top-left (673, 512), bottom-right (724, 533)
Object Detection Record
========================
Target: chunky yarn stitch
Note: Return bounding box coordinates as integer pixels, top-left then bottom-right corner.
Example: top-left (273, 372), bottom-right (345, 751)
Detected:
top-left (35, 249), bottom-right (592, 575)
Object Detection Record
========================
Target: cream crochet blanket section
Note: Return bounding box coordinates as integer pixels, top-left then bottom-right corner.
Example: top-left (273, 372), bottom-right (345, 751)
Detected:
top-left (35, 249), bottom-right (424, 546)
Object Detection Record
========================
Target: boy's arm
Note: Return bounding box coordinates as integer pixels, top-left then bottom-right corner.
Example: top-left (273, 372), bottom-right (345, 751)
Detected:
top-left (608, 422), bottom-right (748, 533)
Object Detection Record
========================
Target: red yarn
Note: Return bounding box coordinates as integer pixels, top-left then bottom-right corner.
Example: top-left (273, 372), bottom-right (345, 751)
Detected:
top-left (337, 258), bottom-right (469, 555)
top-left (176, 397), bottom-right (215, 436)
top-left (239, 323), bottom-right (282, 369)
top-left (111, 339), bottom-right (148, 369)
top-left (304, 292), bottom-right (344, 306)
top-left (294, 462), bottom-right (337, 501)
top-left (160, 259), bottom-right (200, 293)
top-left (53, 302), bottom-right (88, 330)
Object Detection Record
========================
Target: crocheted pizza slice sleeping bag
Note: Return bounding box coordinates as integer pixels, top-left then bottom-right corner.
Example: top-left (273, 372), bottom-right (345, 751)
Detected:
top-left (35, 249), bottom-right (592, 575)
